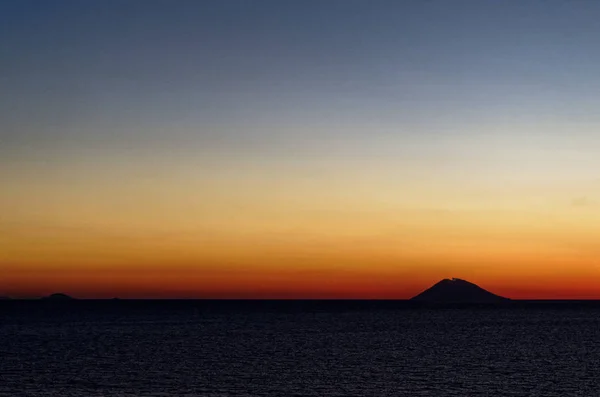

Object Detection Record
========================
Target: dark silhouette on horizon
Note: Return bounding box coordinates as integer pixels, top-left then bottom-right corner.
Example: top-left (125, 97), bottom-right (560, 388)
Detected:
top-left (411, 278), bottom-right (509, 303)
top-left (42, 293), bottom-right (75, 301)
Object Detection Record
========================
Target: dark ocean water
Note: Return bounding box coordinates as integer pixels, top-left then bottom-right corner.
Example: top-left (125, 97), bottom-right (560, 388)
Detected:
top-left (1, 301), bottom-right (600, 396)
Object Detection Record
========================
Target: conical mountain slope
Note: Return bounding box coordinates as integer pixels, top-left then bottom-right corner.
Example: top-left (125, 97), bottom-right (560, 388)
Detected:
top-left (411, 278), bottom-right (509, 303)
top-left (42, 293), bottom-right (75, 301)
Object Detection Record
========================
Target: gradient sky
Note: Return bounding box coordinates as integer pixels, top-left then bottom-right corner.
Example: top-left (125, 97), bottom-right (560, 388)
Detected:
top-left (2, 0), bottom-right (600, 299)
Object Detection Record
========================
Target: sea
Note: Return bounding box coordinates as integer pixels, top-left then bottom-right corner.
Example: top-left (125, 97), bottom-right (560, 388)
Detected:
top-left (1, 300), bottom-right (600, 396)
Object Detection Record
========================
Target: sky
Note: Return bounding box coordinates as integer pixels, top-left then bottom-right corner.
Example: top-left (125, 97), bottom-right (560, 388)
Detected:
top-left (2, 0), bottom-right (600, 299)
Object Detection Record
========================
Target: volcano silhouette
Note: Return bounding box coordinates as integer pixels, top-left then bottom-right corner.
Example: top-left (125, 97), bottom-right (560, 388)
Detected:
top-left (42, 293), bottom-right (75, 301)
top-left (411, 278), bottom-right (509, 303)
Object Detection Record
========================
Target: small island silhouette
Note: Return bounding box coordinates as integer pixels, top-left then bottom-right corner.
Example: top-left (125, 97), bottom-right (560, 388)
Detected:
top-left (411, 278), bottom-right (509, 303)
top-left (42, 293), bottom-right (76, 301)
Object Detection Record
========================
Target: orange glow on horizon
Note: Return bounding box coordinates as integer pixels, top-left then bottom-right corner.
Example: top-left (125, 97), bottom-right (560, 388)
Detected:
top-left (4, 257), bottom-right (600, 299)
top-left (2, 145), bottom-right (599, 300)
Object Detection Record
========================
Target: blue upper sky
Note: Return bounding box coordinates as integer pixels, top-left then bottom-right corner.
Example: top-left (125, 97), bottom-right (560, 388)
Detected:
top-left (2, 0), bottom-right (600, 199)
top-left (3, 0), bottom-right (600, 153)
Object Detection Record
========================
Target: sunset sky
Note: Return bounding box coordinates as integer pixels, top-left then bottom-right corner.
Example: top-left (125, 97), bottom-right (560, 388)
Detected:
top-left (2, 0), bottom-right (600, 299)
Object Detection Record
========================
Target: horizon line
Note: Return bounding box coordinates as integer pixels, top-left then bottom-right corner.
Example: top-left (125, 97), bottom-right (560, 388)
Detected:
top-left (4, 298), bottom-right (600, 302)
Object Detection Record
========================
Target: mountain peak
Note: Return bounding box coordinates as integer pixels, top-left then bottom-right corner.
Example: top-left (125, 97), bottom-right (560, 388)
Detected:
top-left (411, 278), bottom-right (509, 303)
top-left (42, 293), bottom-right (75, 301)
